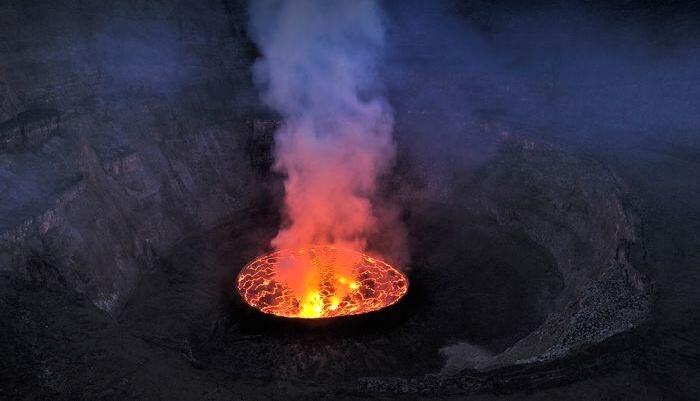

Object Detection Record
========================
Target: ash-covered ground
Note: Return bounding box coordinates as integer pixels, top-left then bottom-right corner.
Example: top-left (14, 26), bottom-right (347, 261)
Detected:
top-left (1, 1), bottom-right (699, 400)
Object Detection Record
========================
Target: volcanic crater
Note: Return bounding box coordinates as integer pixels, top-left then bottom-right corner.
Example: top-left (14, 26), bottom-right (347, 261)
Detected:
top-left (114, 134), bottom-right (649, 388)
top-left (0, 120), bottom-right (653, 398)
top-left (4, 1), bottom-right (688, 398)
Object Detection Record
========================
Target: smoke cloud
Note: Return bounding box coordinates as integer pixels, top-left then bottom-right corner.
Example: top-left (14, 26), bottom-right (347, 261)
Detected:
top-left (248, 0), bottom-right (397, 254)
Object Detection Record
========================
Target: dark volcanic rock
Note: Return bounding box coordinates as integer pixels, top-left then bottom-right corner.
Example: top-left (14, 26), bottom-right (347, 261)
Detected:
top-left (0, 0), bottom-right (263, 313)
top-left (468, 137), bottom-right (650, 368)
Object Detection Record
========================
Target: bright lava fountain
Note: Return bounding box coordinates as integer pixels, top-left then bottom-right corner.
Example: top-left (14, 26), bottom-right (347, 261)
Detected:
top-left (237, 246), bottom-right (408, 318)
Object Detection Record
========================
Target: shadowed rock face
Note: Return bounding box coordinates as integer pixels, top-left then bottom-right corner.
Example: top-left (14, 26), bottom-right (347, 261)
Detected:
top-left (432, 136), bottom-right (649, 370)
top-left (0, 0), bottom-right (264, 313)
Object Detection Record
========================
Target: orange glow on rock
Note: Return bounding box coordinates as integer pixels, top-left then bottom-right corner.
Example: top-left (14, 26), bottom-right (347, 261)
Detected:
top-left (237, 245), bottom-right (408, 318)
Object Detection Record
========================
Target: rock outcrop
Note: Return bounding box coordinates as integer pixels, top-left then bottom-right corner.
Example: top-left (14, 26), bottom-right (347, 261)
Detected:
top-left (0, 0), bottom-right (264, 313)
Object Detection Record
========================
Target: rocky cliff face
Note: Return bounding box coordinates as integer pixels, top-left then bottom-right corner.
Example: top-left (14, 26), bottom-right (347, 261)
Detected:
top-left (393, 134), bottom-right (650, 376)
top-left (0, 0), bottom-right (264, 313)
top-left (458, 136), bottom-right (650, 368)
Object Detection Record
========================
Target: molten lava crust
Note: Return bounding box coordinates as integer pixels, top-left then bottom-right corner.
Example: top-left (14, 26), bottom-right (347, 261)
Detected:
top-left (237, 246), bottom-right (408, 318)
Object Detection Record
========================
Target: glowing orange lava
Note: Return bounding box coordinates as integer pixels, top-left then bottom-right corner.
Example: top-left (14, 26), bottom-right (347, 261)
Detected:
top-left (236, 246), bottom-right (408, 318)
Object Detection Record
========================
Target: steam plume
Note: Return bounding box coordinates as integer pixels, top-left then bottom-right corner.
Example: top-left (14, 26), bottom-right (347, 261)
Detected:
top-left (249, 0), bottom-right (395, 253)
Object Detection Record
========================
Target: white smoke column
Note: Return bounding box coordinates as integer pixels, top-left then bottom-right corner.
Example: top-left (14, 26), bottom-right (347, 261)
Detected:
top-left (249, 0), bottom-right (395, 253)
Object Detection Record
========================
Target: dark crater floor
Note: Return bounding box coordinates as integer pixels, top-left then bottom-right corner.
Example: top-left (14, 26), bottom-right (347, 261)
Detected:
top-left (118, 201), bottom-right (562, 382)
